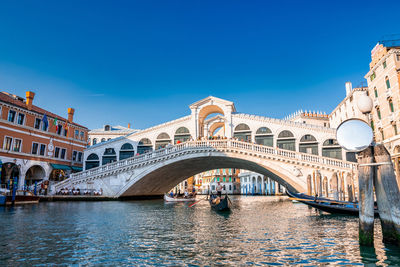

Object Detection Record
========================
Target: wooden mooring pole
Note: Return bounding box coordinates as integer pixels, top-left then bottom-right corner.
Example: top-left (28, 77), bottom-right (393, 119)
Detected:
top-left (373, 144), bottom-right (400, 245)
top-left (358, 146), bottom-right (375, 246)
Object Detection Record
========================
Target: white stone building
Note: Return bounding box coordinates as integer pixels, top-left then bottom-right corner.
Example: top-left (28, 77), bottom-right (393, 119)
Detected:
top-left (239, 171), bottom-right (284, 195)
top-left (328, 82), bottom-right (369, 129)
top-left (88, 124), bottom-right (139, 146)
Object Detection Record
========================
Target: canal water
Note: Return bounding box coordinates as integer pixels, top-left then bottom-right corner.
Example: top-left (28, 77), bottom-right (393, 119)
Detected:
top-left (0, 196), bottom-right (399, 266)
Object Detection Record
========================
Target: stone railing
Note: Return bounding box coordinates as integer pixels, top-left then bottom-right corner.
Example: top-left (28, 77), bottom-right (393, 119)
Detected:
top-left (55, 140), bottom-right (357, 190)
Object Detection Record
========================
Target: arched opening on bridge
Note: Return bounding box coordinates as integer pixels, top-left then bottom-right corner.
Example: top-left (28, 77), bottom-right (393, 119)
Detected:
top-left (209, 122), bottom-right (225, 137)
top-left (155, 133), bottom-right (171, 149)
top-left (346, 152), bottom-right (357, 162)
top-left (102, 148), bottom-right (117, 165)
top-left (85, 153), bottom-right (100, 170)
top-left (138, 138), bottom-right (153, 154)
top-left (277, 130), bottom-right (295, 151)
top-left (119, 143), bottom-right (135, 160)
top-left (299, 134), bottom-right (318, 155)
top-left (198, 105), bottom-right (224, 138)
top-left (25, 165), bottom-right (45, 186)
top-left (92, 138), bottom-right (97, 145)
top-left (255, 127), bottom-right (273, 147)
top-left (101, 138), bottom-right (106, 142)
top-left (234, 123), bottom-right (251, 142)
top-left (0, 162), bottom-right (20, 188)
top-left (174, 127), bottom-right (191, 144)
top-left (322, 139), bottom-right (342, 160)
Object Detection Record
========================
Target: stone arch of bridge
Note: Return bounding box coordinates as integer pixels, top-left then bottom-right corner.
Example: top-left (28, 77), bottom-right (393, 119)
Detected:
top-left (198, 105), bottom-right (225, 137)
top-left (117, 151), bottom-right (306, 198)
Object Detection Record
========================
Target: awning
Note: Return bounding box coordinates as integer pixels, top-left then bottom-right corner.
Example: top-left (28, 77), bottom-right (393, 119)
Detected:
top-left (71, 166), bottom-right (83, 172)
top-left (50, 164), bottom-right (71, 171)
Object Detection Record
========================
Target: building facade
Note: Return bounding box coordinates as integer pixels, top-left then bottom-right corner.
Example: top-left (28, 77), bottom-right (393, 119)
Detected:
top-left (193, 168), bottom-right (241, 194)
top-left (0, 91), bottom-right (88, 191)
top-left (88, 124), bottom-right (138, 146)
top-left (364, 43), bottom-right (400, 179)
top-left (287, 110), bottom-right (330, 128)
top-left (239, 171), bottom-right (284, 195)
top-left (328, 82), bottom-right (369, 129)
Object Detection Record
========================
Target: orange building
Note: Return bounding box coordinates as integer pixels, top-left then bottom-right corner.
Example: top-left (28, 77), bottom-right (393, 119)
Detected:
top-left (0, 91), bottom-right (88, 191)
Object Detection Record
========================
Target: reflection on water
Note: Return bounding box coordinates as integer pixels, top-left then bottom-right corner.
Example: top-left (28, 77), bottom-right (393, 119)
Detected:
top-left (0, 196), bottom-right (399, 266)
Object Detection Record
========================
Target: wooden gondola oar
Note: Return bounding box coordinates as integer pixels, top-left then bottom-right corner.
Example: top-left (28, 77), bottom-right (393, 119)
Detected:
top-left (189, 198), bottom-right (205, 207)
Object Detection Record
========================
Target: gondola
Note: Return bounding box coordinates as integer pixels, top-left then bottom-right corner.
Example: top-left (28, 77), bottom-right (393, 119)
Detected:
top-left (0, 190), bottom-right (40, 206)
top-left (164, 194), bottom-right (196, 202)
top-left (209, 195), bottom-right (230, 211)
top-left (286, 190), bottom-right (379, 216)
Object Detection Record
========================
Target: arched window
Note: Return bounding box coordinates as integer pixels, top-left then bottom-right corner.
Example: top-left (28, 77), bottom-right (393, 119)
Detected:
top-left (92, 138), bottom-right (97, 145)
top-left (101, 138), bottom-right (106, 142)
top-left (299, 134), bottom-right (318, 155)
top-left (104, 125), bottom-right (111, 131)
top-left (385, 76), bottom-right (391, 89)
top-left (174, 127), bottom-right (191, 144)
top-left (374, 87), bottom-right (378, 98)
top-left (85, 153), bottom-right (100, 170)
top-left (277, 130), bottom-right (295, 151)
top-left (322, 139), bottom-right (342, 160)
top-left (137, 138), bottom-right (153, 154)
top-left (155, 132), bottom-right (171, 149)
top-left (102, 148), bottom-right (117, 165)
top-left (389, 99), bottom-right (394, 113)
top-left (119, 143), bottom-right (135, 160)
top-left (234, 123), bottom-right (251, 142)
top-left (377, 107), bottom-right (381, 120)
top-left (255, 127), bottom-right (273, 147)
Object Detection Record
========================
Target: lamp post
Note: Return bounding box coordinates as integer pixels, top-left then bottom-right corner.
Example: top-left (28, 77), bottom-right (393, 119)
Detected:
top-left (337, 92), bottom-right (400, 246)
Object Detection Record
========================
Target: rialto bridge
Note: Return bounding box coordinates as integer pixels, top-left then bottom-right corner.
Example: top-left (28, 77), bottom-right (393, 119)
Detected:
top-left (55, 96), bottom-right (358, 199)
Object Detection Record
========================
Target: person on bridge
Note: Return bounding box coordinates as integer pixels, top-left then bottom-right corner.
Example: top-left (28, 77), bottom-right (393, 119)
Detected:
top-left (216, 182), bottom-right (223, 198)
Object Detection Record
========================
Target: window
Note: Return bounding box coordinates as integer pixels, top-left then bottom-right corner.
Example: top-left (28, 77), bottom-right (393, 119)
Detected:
top-left (72, 151), bottom-right (77, 161)
top-left (80, 131), bottom-right (84, 140)
top-left (13, 139), bottom-right (22, 152)
top-left (381, 130), bottom-right (385, 140)
top-left (383, 61), bottom-right (387, 68)
top-left (374, 88), bottom-right (378, 98)
top-left (17, 113), bottom-right (25, 125)
top-left (60, 148), bottom-right (66, 159)
top-left (371, 120), bottom-right (375, 131)
top-left (31, 142), bottom-right (39, 155)
top-left (57, 125), bottom-right (63, 135)
top-left (370, 72), bottom-right (376, 81)
top-left (78, 152), bottom-right (83, 162)
top-left (39, 144), bottom-right (46, 156)
top-left (93, 138), bottom-right (97, 145)
top-left (74, 130), bottom-right (79, 139)
top-left (385, 76), bottom-right (391, 89)
top-left (34, 118), bottom-right (41, 129)
top-left (377, 108), bottom-right (381, 120)
top-left (42, 121), bottom-right (48, 131)
top-left (394, 124), bottom-right (398, 136)
top-left (55, 147), bottom-right (60, 158)
top-left (389, 100), bottom-right (394, 112)
top-left (8, 110), bottom-right (16, 122)
top-left (4, 137), bottom-right (12, 150)
top-left (63, 128), bottom-right (68, 137)
top-left (397, 54), bottom-right (400, 61)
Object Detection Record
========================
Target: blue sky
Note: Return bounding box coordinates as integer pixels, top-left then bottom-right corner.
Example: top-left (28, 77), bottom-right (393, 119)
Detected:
top-left (0, 0), bottom-right (399, 130)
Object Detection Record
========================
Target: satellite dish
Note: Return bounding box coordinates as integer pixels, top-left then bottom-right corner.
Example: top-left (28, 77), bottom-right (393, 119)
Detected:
top-left (336, 119), bottom-right (373, 152)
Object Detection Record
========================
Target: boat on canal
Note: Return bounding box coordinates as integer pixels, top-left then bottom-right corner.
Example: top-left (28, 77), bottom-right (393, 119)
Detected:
top-left (287, 190), bottom-right (379, 216)
top-left (164, 194), bottom-right (196, 202)
top-left (0, 190), bottom-right (40, 206)
top-left (209, 194), bottom-right (230, 211)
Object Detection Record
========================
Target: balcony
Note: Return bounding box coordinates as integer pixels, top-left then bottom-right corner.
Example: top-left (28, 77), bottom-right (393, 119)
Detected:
top-left (386, 89), bottom-right (393, 99)
top-left (374, 98), bottom-right (379, 107)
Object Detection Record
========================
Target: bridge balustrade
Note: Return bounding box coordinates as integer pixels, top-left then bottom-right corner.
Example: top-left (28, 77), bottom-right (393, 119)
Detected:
top-left (56, 140), bottom-right (357, 190)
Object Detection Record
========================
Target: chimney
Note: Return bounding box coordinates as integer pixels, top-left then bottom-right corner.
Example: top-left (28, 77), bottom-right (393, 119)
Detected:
top-left (127, 123), bottom-right (131, 129)
top-left (68, 108), bottom-right (75, 123)
top-left (25, 91), bottom-right (35, 110)
top-left (345, 82), bottom-right (352, 96)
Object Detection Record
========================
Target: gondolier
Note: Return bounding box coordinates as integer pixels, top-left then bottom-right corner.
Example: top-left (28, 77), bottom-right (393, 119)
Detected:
top-left (216, 182), bottom-right (223, 197)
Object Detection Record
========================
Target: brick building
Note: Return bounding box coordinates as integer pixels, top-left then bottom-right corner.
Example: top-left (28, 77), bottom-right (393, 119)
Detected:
top-left (0, 91), bottom-right (88, 190)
